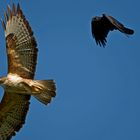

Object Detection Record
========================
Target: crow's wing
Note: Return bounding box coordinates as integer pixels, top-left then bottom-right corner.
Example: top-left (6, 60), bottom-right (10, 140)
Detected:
top-left (104, 14), bottom-right (134, 35)
top-left (91, 15), bottom-right (115, 47)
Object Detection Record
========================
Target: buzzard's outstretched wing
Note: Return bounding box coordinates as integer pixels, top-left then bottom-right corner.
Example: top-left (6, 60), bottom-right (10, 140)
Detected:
top-left (0, 92), bottom-right (30, 139)
top-left (91, 14), bottom-right (134, 47)
top-left (0, 3), bottom-right (37, 139)
top-left (3, 3), bottom-right (38, 78)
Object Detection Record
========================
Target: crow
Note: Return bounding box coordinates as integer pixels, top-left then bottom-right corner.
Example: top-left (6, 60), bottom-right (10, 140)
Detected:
top-left (91, 14), bottom-right (134, 47)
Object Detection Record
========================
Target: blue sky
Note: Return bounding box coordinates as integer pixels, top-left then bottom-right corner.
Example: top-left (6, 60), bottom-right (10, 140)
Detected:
top-left (0, 0), bottom-right (140, 140)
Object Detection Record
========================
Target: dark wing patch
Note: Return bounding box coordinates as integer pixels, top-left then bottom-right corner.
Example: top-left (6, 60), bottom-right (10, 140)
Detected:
top-left (91, 14), bottom-right (134, 47)
top-left (2, 3), bottom-right (38, 79)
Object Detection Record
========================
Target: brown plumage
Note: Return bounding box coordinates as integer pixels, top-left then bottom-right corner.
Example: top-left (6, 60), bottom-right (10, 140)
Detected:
top-left (0, 3), bottom-right (56, 139)
top-left (91, 14), bottom-right (134, 47)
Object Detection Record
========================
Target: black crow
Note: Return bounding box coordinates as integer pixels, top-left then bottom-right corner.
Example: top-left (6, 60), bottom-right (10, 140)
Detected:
top-left (91, 14), bottom-right (134, 47)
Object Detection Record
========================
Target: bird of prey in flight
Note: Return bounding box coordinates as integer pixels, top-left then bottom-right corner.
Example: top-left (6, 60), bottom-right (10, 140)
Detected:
top-left (0, 3), bottom-right (56, 139)
top-left (91, 14), bottom-right (134, 47)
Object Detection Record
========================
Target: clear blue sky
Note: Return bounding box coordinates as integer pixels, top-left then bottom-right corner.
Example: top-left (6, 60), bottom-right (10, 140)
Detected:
top-left (0, 0), bottom-right (140, 140)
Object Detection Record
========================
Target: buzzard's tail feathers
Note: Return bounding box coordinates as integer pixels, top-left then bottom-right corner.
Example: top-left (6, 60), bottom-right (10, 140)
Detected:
top-left (33, 80), bottom-right (56, 105)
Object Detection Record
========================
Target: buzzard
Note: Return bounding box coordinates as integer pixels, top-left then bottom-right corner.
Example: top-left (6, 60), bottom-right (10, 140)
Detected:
top-left (0, 3), bottom-right (56, 139)
top-left (91, 14), bottom-right (134, 47)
